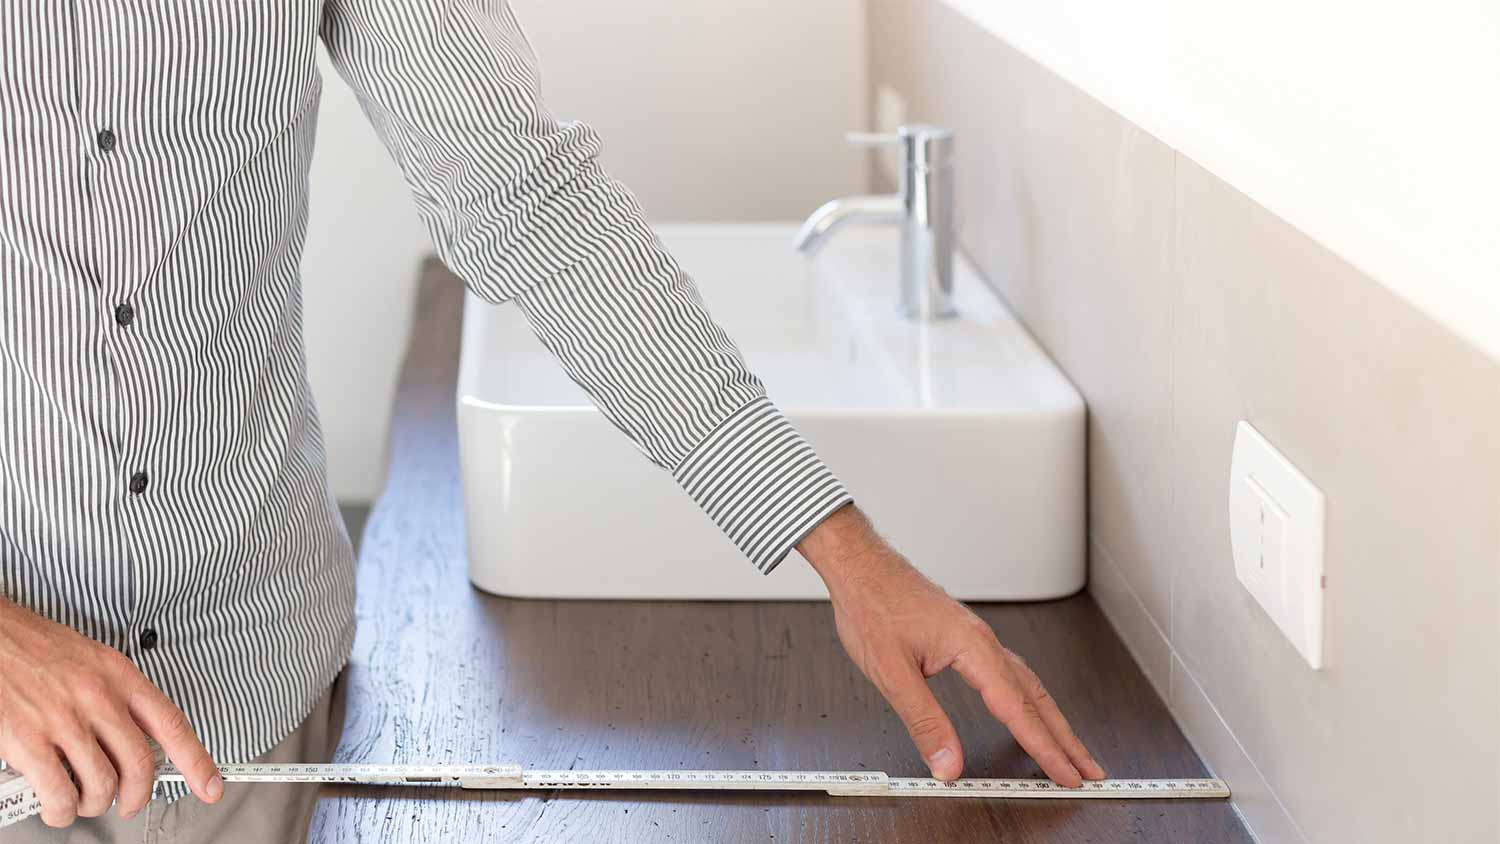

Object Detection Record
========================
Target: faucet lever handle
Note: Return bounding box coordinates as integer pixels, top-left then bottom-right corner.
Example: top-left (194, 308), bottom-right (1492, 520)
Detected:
top-left (846, 125), bottom-right (955, 170)
top-left (844, 131), bottom-right (901, 147)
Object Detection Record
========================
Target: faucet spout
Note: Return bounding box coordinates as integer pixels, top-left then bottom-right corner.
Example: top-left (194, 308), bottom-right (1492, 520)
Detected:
top-left (794, 125), bottom-right (957, 320)
top-left (792, 195), bottom-right (903, 255)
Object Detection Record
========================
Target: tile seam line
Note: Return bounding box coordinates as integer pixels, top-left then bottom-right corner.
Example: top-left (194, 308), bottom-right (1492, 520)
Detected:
top-left (1090, 535), bottom-right (1304, 843)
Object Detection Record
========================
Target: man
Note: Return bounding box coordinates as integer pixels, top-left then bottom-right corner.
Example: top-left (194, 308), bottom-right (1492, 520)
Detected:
top-left (0, 2), bottom-right (1105, 840)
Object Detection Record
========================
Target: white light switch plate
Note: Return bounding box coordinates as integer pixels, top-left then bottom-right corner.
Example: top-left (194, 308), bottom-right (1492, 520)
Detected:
top-left (1229, 422), bottom-right (1326, 668)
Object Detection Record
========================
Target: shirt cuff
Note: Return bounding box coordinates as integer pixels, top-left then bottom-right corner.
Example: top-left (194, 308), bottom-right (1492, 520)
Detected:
top-left (672, 396), bottom-right (853, 573)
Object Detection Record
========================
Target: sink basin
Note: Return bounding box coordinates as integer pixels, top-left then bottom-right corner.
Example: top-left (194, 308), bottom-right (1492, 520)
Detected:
top-left (457, 223), bottom-right (1084, 600)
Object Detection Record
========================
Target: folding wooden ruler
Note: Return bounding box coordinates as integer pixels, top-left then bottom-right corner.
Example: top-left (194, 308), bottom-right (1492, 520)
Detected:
top-left (0, 762), bottom-right (1228, 827)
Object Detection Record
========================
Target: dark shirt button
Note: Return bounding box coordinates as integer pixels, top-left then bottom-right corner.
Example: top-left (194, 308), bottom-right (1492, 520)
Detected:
top-left (139, 628), bottom-right (159, 651)
top-left (129, 471), bottom-right (149, 494)
top-left (97, 129), bottom-right (117, 153)
top-left (114, 303), bottom-right (135, 327)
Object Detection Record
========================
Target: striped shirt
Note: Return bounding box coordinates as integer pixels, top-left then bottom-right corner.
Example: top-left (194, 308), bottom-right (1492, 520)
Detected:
top-left (0, 0), bottom-right (852, 786)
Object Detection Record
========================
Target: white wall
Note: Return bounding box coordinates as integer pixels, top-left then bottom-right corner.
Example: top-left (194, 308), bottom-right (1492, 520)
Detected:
top-left (943, 0), bottom-right (1500, 363)
top-left (514, 0), bottom-right (868, 220)
top-left (872, 4), bottom-right (1500, 839)
top-left (302, 1), bottom-right (869, 501)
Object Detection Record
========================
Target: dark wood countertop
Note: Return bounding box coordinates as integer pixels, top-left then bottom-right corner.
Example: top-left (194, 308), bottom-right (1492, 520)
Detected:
top-left (308, 261), bottom-right (1249, 843)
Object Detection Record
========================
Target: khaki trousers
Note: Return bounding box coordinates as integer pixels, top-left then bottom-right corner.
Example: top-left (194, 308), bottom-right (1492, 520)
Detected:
top-left (2, 673), bottom-right (347, 844)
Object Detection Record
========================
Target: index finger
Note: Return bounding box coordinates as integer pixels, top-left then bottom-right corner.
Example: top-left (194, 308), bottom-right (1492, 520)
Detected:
top-left (951, 643), bottom-right (1084, 787)
top-left (126, 680), bottom-right (223, 804)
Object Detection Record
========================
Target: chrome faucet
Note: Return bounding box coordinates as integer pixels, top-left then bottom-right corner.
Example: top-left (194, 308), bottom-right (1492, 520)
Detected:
top-left (794, 124), bottom-right (956, 320)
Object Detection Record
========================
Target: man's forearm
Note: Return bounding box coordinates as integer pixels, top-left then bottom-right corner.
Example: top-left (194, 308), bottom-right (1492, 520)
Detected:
top-left (797, 503), bottom-right (893, 595)
top-left (0, 593), bottom-right (24, 626)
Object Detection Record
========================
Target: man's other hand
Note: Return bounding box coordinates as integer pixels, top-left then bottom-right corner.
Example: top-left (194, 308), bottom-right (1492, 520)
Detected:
top-left (797, 505), bottom-right (1107, 786)
top-left (0, 599), bottom-right (223, 827)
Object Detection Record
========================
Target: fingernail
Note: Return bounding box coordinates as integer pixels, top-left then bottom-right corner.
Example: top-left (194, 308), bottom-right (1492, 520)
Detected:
top-left (926, 747), bottom-right (957, 779)
top-left (206, 774), bottom-right (224, 801)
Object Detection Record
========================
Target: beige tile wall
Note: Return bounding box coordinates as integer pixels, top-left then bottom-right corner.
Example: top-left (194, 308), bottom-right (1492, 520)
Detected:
top-left (869, 2), bottom-right (1500, 841)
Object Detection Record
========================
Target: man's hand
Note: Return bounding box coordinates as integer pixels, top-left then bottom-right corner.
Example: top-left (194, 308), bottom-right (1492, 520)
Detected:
top-left (0, 598), bottom-right (223, 827)
top-left (798, 505), bottom-right (1106, 787)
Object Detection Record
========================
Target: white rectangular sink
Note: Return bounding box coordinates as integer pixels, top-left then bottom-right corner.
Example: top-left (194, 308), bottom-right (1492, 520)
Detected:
top-left (457, 223), bottom-right (1084, 600)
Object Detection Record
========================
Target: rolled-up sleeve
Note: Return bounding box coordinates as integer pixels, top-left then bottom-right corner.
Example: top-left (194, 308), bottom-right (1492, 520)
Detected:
top-left (319, 0), bottom-right (852, 570)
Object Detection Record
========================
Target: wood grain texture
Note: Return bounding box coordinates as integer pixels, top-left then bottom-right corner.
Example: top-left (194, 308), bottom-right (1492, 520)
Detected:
top-left (308, 262), bottom-right (1250, 843)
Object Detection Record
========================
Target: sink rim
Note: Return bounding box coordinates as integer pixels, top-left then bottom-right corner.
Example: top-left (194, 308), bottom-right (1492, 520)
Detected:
top-left (457, 222), bottom-right (1084, 416)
